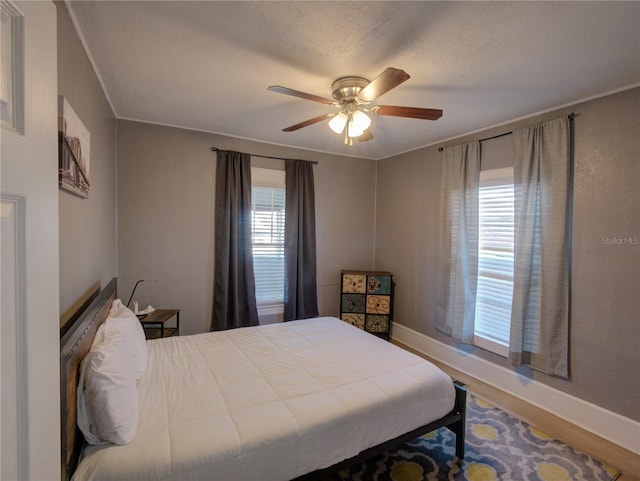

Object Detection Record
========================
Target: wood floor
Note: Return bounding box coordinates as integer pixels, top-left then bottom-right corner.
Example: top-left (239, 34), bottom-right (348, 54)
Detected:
top-left (395, 341), bottom-right (640, 481)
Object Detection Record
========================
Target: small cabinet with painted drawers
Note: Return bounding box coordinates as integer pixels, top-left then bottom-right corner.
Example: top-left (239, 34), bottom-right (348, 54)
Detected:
top-left (340, 270), bottom-right (394, 340)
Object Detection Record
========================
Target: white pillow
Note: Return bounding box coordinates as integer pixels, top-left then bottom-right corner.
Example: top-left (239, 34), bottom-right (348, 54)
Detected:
top-left (77, 324), bottom-right (139, 445)
top-left (106, 299), bottom-right (148, 380)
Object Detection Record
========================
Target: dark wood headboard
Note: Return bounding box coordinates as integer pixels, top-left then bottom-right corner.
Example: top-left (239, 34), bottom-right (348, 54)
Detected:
top-left (60, 278), bottom-right (117, 481)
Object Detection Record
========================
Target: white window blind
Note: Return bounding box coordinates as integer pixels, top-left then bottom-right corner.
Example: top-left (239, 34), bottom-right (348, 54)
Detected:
top-left (251, 168), bottom-right (285, 306)
top-left (474, 167), bottom-right (514, 357)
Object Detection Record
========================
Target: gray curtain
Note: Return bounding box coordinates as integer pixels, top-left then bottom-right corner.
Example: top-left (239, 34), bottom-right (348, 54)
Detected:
top-left (435, 141), bottom-right (481, 343)
top-left (284, 159), bottom-right (318, 321)
top-left (509, 116), bottom-right (572, 377)
top-left (211, 150), bottom-right (259, 331)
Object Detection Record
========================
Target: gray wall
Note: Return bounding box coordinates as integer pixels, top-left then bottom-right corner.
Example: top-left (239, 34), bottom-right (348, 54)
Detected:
top-left (117, 120), bottom-right (376, 334)
top-left (375, 87), bottom-right (640, 421)
top-left (57, 2), bottom-right (118, 324)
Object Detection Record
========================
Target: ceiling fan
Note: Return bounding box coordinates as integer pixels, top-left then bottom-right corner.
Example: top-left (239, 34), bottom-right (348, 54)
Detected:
top-left (268, 67), bottom-right (443, 145)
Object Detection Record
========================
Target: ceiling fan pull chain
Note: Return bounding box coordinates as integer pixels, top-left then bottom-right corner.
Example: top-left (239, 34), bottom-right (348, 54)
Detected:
top-left (345, 115), bottom-right (354, 146)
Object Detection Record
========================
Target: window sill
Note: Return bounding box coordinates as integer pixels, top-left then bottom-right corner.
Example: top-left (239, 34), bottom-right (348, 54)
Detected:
top-left (257, 302), bottom-right (284, 325)
top-left (474, 335), bottom-right (509, 358)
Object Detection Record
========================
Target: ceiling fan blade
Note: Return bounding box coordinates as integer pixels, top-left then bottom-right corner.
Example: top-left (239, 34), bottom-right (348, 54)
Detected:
top-left (357, 128), bottom-right (374, 142)
top-left (282, 113), bottom-right (334, 132)
top-left (357, 68), bottom-right (410, 102)
top-left (268, 85), bottom-right (335, 105)
top-left (372, 105), bottom-right (443, 120)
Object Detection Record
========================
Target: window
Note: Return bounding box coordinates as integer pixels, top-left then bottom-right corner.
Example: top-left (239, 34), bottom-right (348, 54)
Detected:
top-left (251, 168), bottom-right (285, 308)
top-left (473, 167), bottom-right (514, 357)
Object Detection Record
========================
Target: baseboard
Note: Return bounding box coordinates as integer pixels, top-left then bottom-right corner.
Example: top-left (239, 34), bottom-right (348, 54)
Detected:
top-left (392, 322), bottom-right (640, 454)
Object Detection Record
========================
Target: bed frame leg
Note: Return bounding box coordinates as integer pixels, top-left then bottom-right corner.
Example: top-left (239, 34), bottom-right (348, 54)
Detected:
top-left (452, 381), bottom-right (467, 459)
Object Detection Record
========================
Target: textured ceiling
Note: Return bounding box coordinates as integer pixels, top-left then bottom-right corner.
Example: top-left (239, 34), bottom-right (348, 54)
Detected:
top-left (66, 1), bottom-right (640, 160)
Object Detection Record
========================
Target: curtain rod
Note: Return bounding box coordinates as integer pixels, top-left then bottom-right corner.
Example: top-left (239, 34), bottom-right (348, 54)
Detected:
top-left (210, 147), bottom-right (318, 165)
top-left (438, 113), bottom-right (576, 152)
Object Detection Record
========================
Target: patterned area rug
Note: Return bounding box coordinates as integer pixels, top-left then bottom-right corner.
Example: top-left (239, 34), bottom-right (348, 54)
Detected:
top-left (339, 394), bottom-right (620, 481)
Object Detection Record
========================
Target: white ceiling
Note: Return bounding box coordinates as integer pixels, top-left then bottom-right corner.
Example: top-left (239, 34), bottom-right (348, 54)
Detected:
top-left (66, 1), bottom-right (640, 160)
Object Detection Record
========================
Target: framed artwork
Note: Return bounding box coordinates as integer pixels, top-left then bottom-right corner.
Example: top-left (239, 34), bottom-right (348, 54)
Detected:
top-left (58, 96), bottom-right (90, 198)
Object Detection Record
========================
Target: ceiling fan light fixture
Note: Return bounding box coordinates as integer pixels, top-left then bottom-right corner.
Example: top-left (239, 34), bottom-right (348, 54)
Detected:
top-left (348, 109), bottom-right (371, 137)
top-left (328, 111), bottom-right (348, 134)
top-left (347, 125), bottom-right (364, 138)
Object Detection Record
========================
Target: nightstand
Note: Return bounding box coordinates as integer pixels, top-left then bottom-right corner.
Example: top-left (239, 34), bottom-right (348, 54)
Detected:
top-left (139, 309), bottom-right (180, 339)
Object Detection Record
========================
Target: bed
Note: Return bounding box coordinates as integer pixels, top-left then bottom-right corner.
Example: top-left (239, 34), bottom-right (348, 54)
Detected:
top-left (61, 278), bottom-right (466, 481)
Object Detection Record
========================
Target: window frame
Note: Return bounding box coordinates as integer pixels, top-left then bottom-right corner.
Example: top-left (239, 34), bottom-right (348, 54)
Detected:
top-left (250, 167), bottom-right (286, 313)
top-left (473, 166), bottom-right (514, 358)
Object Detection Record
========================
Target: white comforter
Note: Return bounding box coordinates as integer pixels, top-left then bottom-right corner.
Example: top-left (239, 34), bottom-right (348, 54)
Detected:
top-left (73, 317), bottom-right (455, 481)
